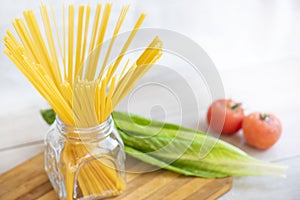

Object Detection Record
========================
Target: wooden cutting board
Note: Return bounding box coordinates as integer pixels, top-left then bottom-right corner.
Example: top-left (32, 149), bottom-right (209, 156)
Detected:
top-left (0, 152), bottom-right (232, 200)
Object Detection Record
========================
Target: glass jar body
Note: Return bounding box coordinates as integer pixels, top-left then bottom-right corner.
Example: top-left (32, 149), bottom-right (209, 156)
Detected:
top-left (44, 116), bottom-right (126, 200)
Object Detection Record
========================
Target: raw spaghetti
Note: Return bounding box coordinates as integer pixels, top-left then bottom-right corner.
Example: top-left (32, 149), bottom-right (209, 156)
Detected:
top-left (4, 3), bottom-right (162, 199)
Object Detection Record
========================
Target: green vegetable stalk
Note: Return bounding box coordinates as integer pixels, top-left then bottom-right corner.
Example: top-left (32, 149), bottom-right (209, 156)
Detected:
top-left (41, 109), bottom-right (286, 178)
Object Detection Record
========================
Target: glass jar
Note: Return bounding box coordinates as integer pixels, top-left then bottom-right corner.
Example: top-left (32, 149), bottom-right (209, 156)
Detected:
top-left (44, 115), bottom-right (126, 200)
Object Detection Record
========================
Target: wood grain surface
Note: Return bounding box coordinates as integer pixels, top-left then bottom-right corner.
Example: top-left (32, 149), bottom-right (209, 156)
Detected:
top-left (0, 153), bottom-right (232, 200)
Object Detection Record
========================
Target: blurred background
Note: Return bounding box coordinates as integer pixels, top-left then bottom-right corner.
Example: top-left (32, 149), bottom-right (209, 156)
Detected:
top-left (0, 0), bottom-right (299, 199)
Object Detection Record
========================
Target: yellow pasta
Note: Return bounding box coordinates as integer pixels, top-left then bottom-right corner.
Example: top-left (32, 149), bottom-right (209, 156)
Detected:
top-left (67, 5), bottom-right (74, 86)
top-left (4, 3), bottom-right (162, 199)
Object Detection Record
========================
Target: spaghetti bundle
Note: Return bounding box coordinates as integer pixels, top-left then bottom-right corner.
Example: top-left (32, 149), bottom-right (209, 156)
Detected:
top-left (4, 3), bottom-right (162, 199)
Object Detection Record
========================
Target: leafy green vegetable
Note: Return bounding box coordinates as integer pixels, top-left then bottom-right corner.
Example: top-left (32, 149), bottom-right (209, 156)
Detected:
top-left (40, 109), bottom-right (56, 125)
top-left (124, 145), bottom-right (219, 177)
top-left (41, 109), bottom-right (286, 178)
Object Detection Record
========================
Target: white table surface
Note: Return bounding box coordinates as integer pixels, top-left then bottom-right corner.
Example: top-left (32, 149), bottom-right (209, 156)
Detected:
top-left (0, 0), bottom-right (299, 199)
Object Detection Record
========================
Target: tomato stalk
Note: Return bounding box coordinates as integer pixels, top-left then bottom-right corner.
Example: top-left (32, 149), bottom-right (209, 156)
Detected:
top-left (259, 113), bottom-right (270, 121)
top-left (229, 103), bottom-right (241, 110)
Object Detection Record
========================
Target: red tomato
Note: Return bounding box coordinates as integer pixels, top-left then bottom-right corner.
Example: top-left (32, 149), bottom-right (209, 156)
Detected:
top-left (242, 112), bottom-right (282, 150)
top-left (207, 99), bottom-right (244, 135)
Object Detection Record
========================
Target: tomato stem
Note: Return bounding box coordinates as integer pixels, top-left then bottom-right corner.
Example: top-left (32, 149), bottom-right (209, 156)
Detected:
top-left (230, 103), bottom-right (241, 110)
top-left (260, 113), bottom-right (270, 121)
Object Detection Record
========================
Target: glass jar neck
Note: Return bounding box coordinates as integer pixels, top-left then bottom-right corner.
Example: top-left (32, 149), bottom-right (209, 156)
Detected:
top-left (56, 115), bottom-right (114, 141)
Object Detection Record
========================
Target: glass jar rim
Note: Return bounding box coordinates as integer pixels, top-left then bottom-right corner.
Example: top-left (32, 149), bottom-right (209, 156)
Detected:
top-left (55, 115), bottom-right (114, 140)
